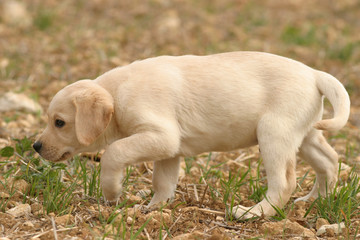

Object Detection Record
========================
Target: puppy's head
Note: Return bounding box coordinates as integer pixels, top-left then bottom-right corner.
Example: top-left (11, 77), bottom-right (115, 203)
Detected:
top-left (33, 80), bottom-right (114, 161)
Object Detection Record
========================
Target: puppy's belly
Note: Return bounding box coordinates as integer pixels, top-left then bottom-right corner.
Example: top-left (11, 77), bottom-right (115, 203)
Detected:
top-left (178, 127), bottom-right (258, 157)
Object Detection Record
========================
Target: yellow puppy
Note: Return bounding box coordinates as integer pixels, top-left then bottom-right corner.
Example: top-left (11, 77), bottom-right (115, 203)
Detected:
top-left (33, 52), bottom-right (350, 219)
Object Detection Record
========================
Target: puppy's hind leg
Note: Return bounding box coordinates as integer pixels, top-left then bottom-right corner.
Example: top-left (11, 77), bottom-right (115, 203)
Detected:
top-left (148, 157), bottom-right (180, 207)
top-left (233, 118), bottom-right (299, 219)
top-left (296, 129), bottom-right (338, 202)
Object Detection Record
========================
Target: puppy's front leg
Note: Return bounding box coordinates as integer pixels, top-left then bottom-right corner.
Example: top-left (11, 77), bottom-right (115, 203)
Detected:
top-left (100, 130), bottom-right (180, 202)
top-left (149, 157), bottom-right (180, 206)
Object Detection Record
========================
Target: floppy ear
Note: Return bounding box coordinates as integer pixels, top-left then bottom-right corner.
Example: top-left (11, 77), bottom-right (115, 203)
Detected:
top-left (73, 89), bottom-right (114, 146)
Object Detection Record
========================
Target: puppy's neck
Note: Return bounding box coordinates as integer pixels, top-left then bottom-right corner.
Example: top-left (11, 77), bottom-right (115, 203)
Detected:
top-left (87, 118), bottom-right (123, 151)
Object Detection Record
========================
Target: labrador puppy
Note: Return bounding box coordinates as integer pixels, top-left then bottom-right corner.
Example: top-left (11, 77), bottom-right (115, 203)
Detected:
top-left (33, 52), bottom-right (350, 219)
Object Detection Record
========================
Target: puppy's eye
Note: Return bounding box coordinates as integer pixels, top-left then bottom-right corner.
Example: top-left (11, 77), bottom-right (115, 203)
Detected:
top-left (55, 119), bottom-right (65, 128)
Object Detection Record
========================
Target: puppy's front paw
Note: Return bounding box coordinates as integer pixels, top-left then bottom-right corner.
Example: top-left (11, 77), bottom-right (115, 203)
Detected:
top-left (231, 204), bottom-right (262, 220)
top-left (101, 179), bottom-right (122, 202)
top-left (147, 200), bottom-right (168, 211)
top-left (148, 192), bottom-right (174, 208)
top-left (102, 188), bottom-right (122, 202)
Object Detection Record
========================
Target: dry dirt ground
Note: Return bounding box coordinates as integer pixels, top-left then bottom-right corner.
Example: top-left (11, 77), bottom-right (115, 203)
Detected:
top-left (1, 0), bottom-right (360, 239)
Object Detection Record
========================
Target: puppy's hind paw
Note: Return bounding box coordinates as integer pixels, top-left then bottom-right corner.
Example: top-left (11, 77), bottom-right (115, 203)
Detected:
top-left (231, 205), bottom-right (262, 220)
top-left (146, 200), bottom-right (168, 211)
top-left (148, 192), bottom-right (174, 208)
top-left (102, 197), bottom-right (121, 207)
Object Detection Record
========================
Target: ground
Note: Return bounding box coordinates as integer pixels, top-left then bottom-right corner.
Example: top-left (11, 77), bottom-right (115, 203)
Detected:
top-left (0, 0), bottom-right (360, 239)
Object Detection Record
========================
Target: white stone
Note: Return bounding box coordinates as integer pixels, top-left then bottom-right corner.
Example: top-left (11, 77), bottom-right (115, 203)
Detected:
top-left (6, 203), bottom-right (31, 217)
top-left (316, 222), bottom-right (345, 236)
top-left (126, 216), bottom-right (133, 224)
top-left (1, 0), bottom-right (32, 27)
top-left (133, 204), bottom-right (142, 210)
top-left (157, 10), bottom-right (180, 33)
top-left (215, 215), bottom-right (224, 221)
top-left (0, 138), bottom-right (9, 149)
top-left (23, 221), bottom-right (34, 227)
top-left (63, 237), bottom-right (81, 240)
top-left (0, 192), bottom-right (10, 198)
top-left (340, 163), bottom-right (351, 171)
top-left (0, 58), bottom-right (9, 68)
top-left (0, 92), bottom-right (42, 113)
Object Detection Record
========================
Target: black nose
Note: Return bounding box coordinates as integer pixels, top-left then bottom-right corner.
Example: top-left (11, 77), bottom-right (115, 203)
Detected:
top-left (33, 141), bottom-right (42, 153)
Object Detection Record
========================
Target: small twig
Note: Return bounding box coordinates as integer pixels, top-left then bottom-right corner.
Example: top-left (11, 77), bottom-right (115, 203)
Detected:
top-left (162, 213), bottom-right (183, 240)
top-left (210, 152), bottom-right (219, 161)
top-left (185, 183), bottom-right (190, 199)
top-left (10, 221), bottom-right (21, 232)
top-left (234, 154), bottom-right (256, 163)
top-left (14, 168), bottom-right (20, 176)
top-left (143, 227), bottom-right (152, 240)
top-left (199, 169), bottom-right (208, 185)
top-left (174, 189), bottom-right (186, 194)
top-left (139, 177), bottom-right (152, 184)
top-left (187, 184), bottom-right (207, 186)
top-left (193, 185), bottom-right (199, 202)
top-left (198, 208), bottom-right (225, 216)
top-left (174, 189), bottom-right (186, 202)
top-left (14, 190), bottom-right (37, 203)
top-left (211, 221), bottom-right (243, 230)
top-left (205, 225), bottom-right (218, 233)
top-left (143, 162), bottom-right (153, 174)
top-left (190, 225), bottom-right (197, 233)
top-left (236, 152), bottom-right (246, 160)
top-left (31, 227), bottom-right (78, 239)
top-left (51, 216), bottom-right (58, 240)
top-left (296, 182), bottom-right (303, 191)
top-left (14, 152), bottom-right (41, 173)
top-left (59, 169), bottom-right (64, 182)
top-left (199, 184), bottom-right (208, 206)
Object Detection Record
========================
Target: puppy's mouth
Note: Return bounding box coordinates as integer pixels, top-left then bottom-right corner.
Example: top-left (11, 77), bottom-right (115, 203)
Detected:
top-left (58, 151), bottom-right (72, 161)
top-left (43, 151), bottom-right (73, 162)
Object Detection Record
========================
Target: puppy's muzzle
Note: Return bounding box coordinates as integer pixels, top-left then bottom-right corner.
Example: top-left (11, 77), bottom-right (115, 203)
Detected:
top-left (33, 141), bottom-right (42, 153)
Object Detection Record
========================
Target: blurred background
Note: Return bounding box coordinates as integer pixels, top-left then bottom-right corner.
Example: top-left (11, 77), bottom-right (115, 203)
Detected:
top-left (1, 1), bottom-right (359, 95)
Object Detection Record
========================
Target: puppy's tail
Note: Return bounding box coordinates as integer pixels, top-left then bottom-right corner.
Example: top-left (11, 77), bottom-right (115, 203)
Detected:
top-left (313, 70), bottom-right (350, 131)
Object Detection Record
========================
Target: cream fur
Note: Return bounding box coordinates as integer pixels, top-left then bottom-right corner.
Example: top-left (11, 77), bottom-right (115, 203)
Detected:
top-left (34, 51), bottom-right (350, 219)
